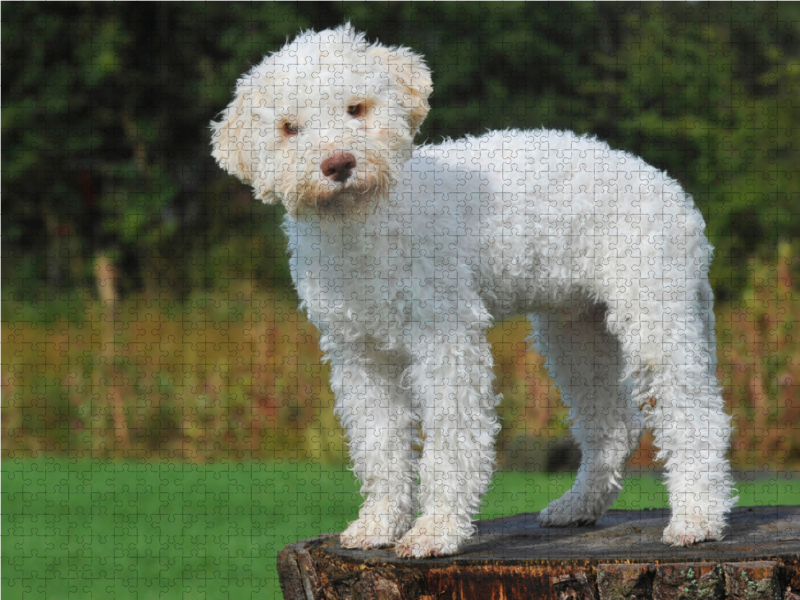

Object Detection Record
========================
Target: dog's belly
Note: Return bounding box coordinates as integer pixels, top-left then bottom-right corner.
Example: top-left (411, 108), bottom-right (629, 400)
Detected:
top-left (476, 264), bottom-right (594, 320)
top-left (479, 281), bottom-right (588, 318)
top-left (472, 209), bottom-right (604, 319)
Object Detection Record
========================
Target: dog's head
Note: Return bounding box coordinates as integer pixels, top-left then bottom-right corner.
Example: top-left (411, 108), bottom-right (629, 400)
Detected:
top-left (211, 24), bottom-right (432, 218)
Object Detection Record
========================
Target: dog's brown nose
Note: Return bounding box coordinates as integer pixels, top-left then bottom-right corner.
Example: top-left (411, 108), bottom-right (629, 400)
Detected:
top-left (321, 153), bottom-right (356, 182)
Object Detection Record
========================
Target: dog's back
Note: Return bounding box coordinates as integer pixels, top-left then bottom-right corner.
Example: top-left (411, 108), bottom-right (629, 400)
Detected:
top-left (407, 129), bottom-right (711, 317)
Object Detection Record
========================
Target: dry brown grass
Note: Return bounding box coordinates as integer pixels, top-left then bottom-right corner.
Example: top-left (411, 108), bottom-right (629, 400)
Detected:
top-left (4, 246), bottom-right (798, 470)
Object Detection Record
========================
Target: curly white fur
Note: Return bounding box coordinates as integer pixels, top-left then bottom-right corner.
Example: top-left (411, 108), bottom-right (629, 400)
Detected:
top-left (211, 24), bottom-right (736, 558)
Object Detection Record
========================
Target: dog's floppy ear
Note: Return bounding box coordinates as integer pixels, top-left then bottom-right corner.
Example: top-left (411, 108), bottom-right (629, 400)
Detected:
top-left (369, 44), bottom-right (432, 136)
top-left (210, 81), bottom-right (254, 185)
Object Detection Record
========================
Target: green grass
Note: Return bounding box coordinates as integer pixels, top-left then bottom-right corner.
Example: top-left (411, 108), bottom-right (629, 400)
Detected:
top-left (4, 458), bottom-right (799, 600)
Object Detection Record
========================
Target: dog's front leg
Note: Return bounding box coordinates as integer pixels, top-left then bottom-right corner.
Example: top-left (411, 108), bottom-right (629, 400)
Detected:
top-left (329, 340), bottom-right (416, 550)
top-left (396, 335), bottom-right (501, 558)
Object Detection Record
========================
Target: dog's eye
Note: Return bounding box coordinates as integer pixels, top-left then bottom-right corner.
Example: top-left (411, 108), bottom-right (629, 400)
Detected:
top-left (282, 122), bottom-right (300, 136)
top-left (347, 103), bottom-right (365, 118)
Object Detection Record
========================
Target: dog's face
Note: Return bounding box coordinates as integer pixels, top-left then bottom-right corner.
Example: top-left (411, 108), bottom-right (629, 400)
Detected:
top-left (211, 25), bottom-right (432, 217)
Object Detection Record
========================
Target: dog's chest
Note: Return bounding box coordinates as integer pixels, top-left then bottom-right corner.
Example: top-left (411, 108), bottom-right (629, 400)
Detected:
top-left (286, 217), bottom-right (419, 335)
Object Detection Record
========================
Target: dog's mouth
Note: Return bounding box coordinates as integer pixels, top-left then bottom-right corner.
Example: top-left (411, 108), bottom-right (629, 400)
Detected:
top-left (308, 186), bottom-right (380, 218)
top-left (293, 168), bottom-right (395, 219)
top-left (280, 148), bottom-right (400, 219)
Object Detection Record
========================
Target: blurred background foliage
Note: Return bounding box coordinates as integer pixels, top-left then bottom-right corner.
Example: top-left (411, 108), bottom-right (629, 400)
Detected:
top-left (3, 3), bottom-right (800, 469)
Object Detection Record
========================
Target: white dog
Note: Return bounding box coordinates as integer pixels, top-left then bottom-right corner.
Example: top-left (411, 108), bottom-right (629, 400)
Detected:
top-left (211, 24), bottom-right (735, 558)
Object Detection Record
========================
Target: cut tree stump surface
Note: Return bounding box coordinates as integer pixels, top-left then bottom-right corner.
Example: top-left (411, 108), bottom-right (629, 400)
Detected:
top-left (278, 506), bottom-right (800, 599)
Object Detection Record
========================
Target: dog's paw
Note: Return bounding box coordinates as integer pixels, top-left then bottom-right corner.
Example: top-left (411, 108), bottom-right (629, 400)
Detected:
top-left (340, 500), bottom-right (413, 550)
top-left (340, 519), bottom-right (398, 550)
top-left (662, 515), bottom-right (724, 547)
top-left (395, 533), bottom-right (457, 558)
top-left (394, 514), bottom-right (467, 558)
top-left (538, 497), bottom-right (601, 527)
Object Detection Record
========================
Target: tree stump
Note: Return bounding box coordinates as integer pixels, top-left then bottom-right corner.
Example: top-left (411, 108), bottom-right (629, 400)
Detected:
top-left (278, 507), bottom-right (800, 600)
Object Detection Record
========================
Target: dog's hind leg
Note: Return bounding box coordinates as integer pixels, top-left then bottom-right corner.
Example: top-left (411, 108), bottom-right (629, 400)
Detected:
top-left (604, 275), bottom-right (736, 546)
top-left (530, 305), bottom-right (645, 527)
top-left (331, 339), bottom-right (417, 550)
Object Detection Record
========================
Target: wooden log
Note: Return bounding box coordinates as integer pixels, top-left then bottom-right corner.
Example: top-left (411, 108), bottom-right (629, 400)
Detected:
top-left (278, 506), bottom-right (800, 600)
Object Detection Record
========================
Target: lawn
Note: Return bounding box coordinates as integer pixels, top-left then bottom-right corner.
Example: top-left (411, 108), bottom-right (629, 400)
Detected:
top-left (3, 458), bottom-right (798, 600)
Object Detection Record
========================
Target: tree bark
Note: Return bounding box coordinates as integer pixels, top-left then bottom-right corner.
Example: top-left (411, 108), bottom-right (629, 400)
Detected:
top-left (278, 507), bottom-right (800, 600)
